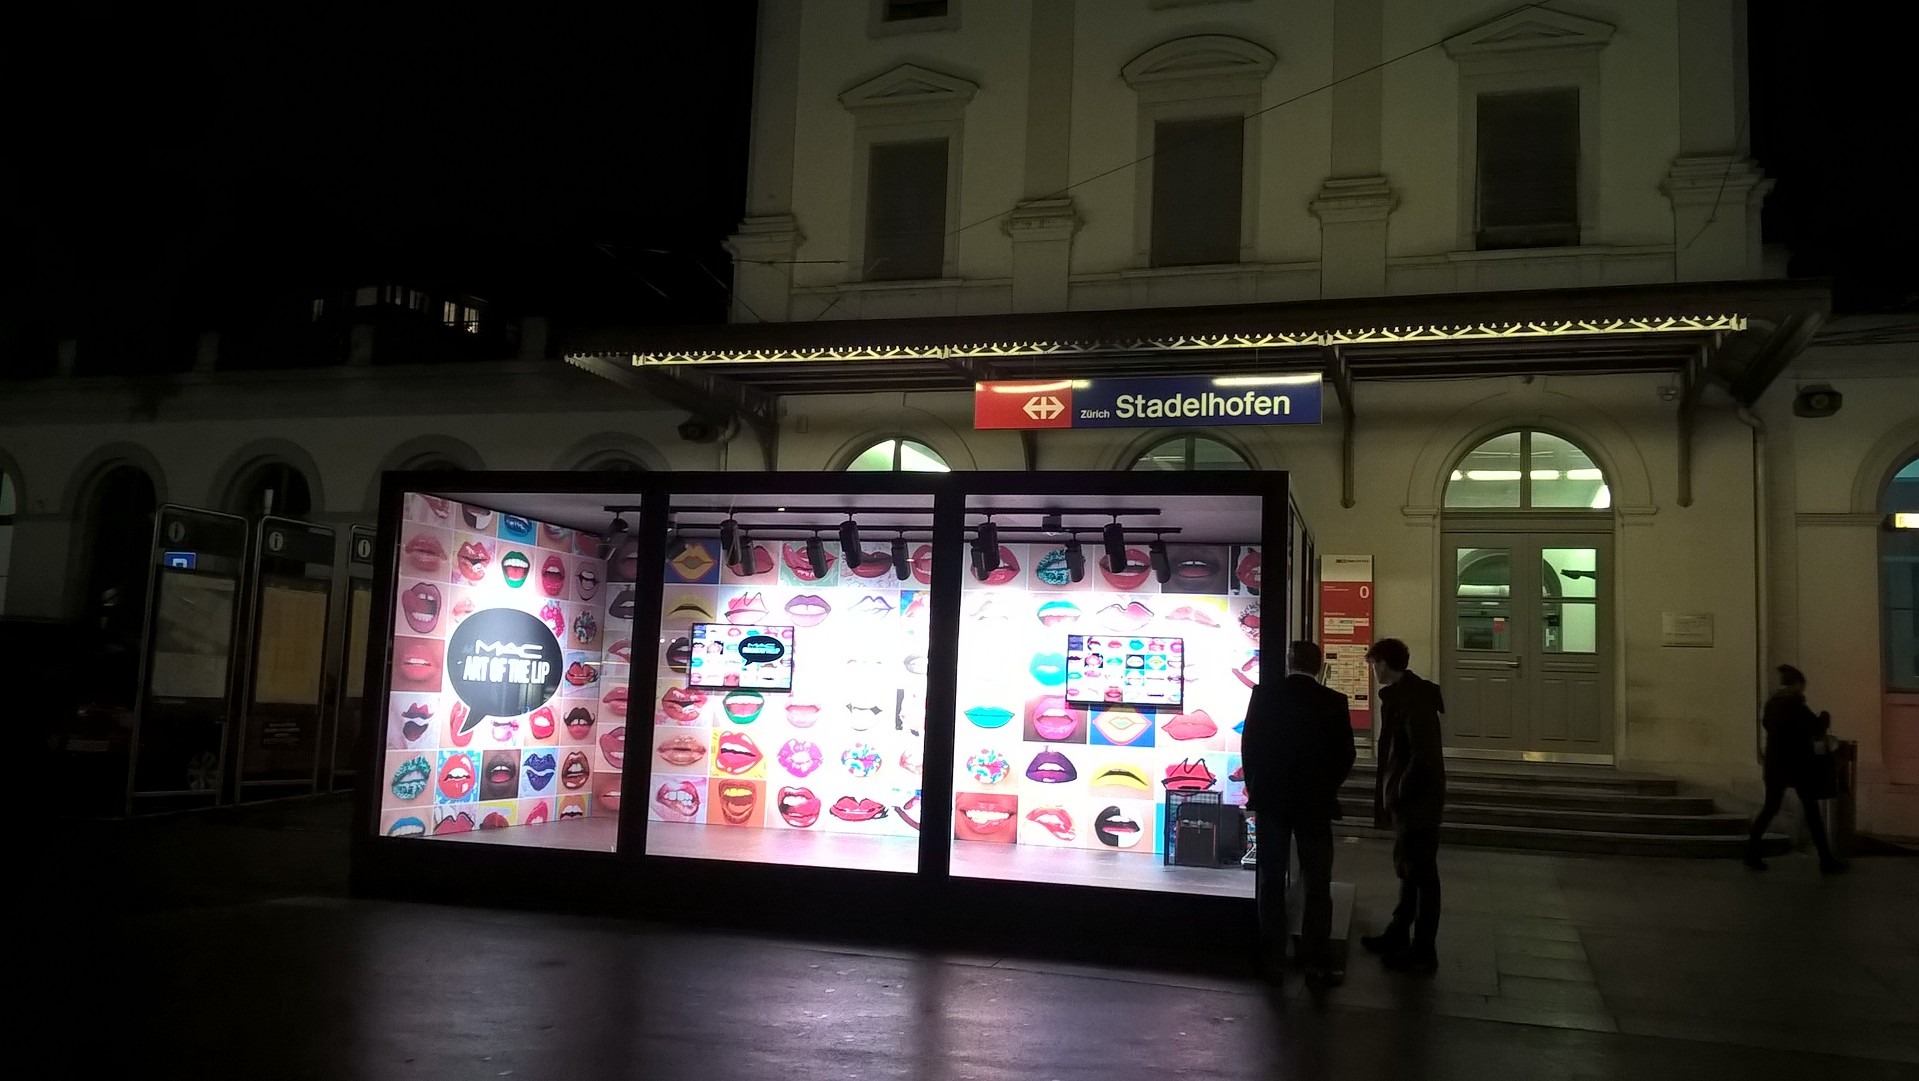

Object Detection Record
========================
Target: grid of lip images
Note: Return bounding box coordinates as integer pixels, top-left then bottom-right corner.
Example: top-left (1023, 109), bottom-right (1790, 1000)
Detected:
top-left (647, 534), bottom-right (931, 842)
top-left (380, 493), bottom-right (624, 840)
top-left (952, 541), bottom-right (1261, 856)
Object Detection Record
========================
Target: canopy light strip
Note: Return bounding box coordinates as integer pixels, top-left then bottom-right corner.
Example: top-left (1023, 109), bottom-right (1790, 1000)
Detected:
top-left (574, 315), bottom-right (1748, 368)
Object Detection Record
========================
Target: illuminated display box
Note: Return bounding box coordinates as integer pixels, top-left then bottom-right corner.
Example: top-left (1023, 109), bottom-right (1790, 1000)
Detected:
top-left (352, 470), bottom-right (1315, 955)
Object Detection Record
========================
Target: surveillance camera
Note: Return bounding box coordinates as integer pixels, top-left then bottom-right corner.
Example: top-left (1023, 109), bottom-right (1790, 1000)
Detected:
top-left (1792, 384), bottom-right (1843, 419)
top-left (677, 415), bottom-right (739, 443)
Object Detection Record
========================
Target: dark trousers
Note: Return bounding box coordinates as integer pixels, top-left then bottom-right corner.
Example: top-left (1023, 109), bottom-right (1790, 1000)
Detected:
top-left (1387, 821), bottom-right (1441, 951)
top-left (1255, 806), bottom-right (1335, 968)
top-left (1749, 778), bottom-right (1834, 861)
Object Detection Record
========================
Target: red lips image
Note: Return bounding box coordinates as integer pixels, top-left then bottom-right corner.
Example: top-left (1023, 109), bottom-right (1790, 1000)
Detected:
top-left (725, 592), bottom-right (768, 623)
top-left (895, 793), bottom-right (922, 831)
top-left (1163, 758), bottom-right (1219, 792)
top-left (1098, 548), bottom-right (1151, 591)
top-left (592, 768), bottom-right (622, 812)
top-left (1026, 695), bottom-right (1082, 741)
top-left (954, 792), bottom-right (1019, 842)
top-left (714, 779), bottom-right (761, 825)
top-left (655, 780), bottom-right (701, 820)
top-left (524, 800), bottom-right (551, 826)
top-left (400, 582), bottom-right (442, 634)
top-left (660, 686), bottom-right (705, 724)
top-left (560, 750), bottom-right (591, 790)
top-left (714, 731), bottom-right (763, 774)
top-left (911, 544), bottom-right (935, 584)
top-left (851, 551), bottom-right (895, 579)
top-left (785, 703), bottom-right (820, 728)
top-left (598, 726), bottom-right (625, 770)
top-left (781, 541), bottom-right (834, 582)
top-left (606, 638), bottom-right (633, 664)
top-left (392, 637), bottom-right (444, 691)
top-left (403, 533), bottom-right (447, 575)
top-left (602, 686), bottom-right (629, 718)
top-left (540, 554), bottom-right (567, 597)
top-left (563, 705), bottom-right (594, 739)
top-left (528, 706), bottom-right (557, 740)
top-left (1166, 605), bottom-right (1219, 628)
top-left (1236, 548), bottom-right (1261, 593)
top-left (437, 753), bottom-right (476, 800)
top-left (1026, 805), bottom-right (1076, 842)
top-left (447, 701), bottom-right (473, 747)
top-left (564, 661), bottom-right (599, 688)
top-left (456, 539), bottom-right (492, 583)
top-left (480, 811), bottom-right (510, 830)
top-left (1233, 655), bottom-right (1260, 689)
top-left (726, 544), bottom-right (774, 578)
top-left (1162, 710), bottom-right (1218, 741)
top-left (829, 796), bottom-right (888, 823)
top-left (434, 811), bottom-right (476, 835)
top-left (656, 733), bottom-right (706, 768)
top-left (777, 786), bottom-right (821, 828)
top-left (975, 545), bottom-right (1021, 586)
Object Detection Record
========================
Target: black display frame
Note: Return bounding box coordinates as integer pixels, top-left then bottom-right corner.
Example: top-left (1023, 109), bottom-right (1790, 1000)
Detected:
top-left (234, 515), bottom-right (337, 799)
top-left (330, 524), bottom-right (377, 789)
top-left (352, 469), bottom-right (1307, 962)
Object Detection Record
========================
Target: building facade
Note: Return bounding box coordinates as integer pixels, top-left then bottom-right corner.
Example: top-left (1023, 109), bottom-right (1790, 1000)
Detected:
top-left (1, 0), bottom-right (1913, 838)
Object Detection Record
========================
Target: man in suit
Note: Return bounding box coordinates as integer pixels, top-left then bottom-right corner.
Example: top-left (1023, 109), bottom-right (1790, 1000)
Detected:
top-left (1359, 637), bottom-right (1448, 974)
top-left (1241, 639), bottom-right (1358, 986)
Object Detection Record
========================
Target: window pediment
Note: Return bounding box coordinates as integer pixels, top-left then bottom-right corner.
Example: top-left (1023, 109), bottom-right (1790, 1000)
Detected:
top-left (1122, 34), bottom-right (1276, 92)
top-left (1443, 9), bottom-right (1615, 60)
top-left (839, 63), bottom-right (979, 115)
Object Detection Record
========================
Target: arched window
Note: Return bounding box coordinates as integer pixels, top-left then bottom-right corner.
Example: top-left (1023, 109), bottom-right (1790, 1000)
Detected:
top-left (1129, 435), bottom-right (1252, 472)
top-left (226, 460), bottom-right (313, 519)
top-left (577, 453), bottom-right (646, 472)
top-left (1445, 429), bottom-right (1610, 510)
top-left (846, 439), bottom-right (949, 472)
top-left (0, 469), bottom-right (16, 614)
top-left (402, 456), bottom-right (465, 473)
top-left (1883, 455), bottom-right (1919, 692)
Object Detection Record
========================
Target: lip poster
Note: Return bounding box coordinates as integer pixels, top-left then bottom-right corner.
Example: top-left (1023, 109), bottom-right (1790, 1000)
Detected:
top-left (647, 545), bottom-right (928, 844)
top-left (953, 541), bottom-right (1258, 855)
top-left (379, 493), bottom-right (614, 839)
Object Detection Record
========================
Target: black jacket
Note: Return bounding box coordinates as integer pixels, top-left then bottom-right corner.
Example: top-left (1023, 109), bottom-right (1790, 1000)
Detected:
top-left (1241, 672), bottom-right (1357, 819)
top-left (1375, 670), bottom-right (1447, 829)
top-left (1761, 689), bottom-right (1829, 786)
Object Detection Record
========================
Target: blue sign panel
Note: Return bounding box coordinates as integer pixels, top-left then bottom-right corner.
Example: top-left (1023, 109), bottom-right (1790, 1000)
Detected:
top-left (162, 551), bottom-right (198, 570)
top-left (975, 374), bottom-right (1323, 430)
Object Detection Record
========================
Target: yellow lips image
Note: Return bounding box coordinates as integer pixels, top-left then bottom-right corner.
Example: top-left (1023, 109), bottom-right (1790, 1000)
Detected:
top-left (670, 543), bottom-right (717, 581)
top-left (1090, 763), bottom-right (1150, 794)
top-left (1092, 707), bottom-right (1151, 745)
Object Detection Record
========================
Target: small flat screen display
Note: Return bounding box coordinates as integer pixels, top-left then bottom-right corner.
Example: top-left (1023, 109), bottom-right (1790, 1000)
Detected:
top-left (1065, 634), bottom-right (1183, 709)
top-left (688, 623), bottom-right (796, 692)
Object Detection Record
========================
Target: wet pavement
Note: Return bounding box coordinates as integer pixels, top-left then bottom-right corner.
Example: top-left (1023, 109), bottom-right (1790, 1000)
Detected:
top-left (33, 795), bottom-right (1919, 1079)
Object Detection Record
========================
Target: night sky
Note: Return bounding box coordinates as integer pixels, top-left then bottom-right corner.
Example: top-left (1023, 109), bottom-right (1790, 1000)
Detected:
top-left (3, 2), bottom-right (1910, 378)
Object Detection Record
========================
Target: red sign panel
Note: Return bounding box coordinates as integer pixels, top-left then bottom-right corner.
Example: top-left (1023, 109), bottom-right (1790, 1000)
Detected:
top-left (1319, 556), bottom-right (1374, 732)
top-left (974, 381), bottom-right (1075, 430)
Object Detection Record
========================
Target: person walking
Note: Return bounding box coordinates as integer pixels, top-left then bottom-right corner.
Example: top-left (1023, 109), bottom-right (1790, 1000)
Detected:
top-left (1241, 640), bottom-right (1357, 986)
top-left (1746, 664), bottom-right (1845, 874)
top-left (1358, 638), bottom-right (1447, 975)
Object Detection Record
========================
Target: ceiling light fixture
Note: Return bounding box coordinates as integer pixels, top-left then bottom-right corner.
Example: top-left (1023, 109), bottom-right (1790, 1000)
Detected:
top-left (891, 533), bottom-right (911, 579)
top-left (609, 512), bottom-right (630, 535)
top-left (805, 533), bottom-right (830, 579)
top-left (1103, 520), bottom-right (1128, 573)
top-left (1149, 535), bottom-right (1171, 584)
top-left (839, 517), bottom-right (862, 568)
top-left (1041, 512), bottom-right (1062, 535)
top-left (1063, 535), bottom-right (1087, 583)
top-left (719, 516), bottom-right (739, 554)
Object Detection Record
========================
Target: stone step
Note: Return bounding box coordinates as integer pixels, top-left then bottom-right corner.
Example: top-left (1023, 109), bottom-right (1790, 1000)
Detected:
top-left (1443, 802), bottom-right (1754, 837)
top-left (1336, 821), bottom-right (1790, 858)
top-left (1338, 780), bottom-right (1716, 816)
top-left (1350, 760), bottom-right (1679, 795)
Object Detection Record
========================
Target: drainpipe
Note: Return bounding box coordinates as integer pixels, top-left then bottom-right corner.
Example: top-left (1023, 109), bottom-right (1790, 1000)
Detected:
top-left (1734, 404), bottom-right (1768, 766)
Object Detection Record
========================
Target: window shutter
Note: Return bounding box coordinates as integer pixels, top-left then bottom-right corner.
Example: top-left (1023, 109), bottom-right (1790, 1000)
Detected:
top-left (864, 139), bottom-right (949, 281)
top-left (1476, 89), bottom-right (1580, 249)
top-left (1150, 117), bottom-right (1244, 268)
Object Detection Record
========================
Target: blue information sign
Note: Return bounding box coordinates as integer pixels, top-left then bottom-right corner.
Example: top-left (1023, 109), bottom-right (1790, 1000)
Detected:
top-left (162, 551), bottom-right (198, 570)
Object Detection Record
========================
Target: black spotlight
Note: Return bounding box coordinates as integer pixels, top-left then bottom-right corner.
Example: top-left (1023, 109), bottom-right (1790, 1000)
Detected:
top-left (839, 518), bottom-right (862, 569)
top-left (1103, 522), bottom-right (1128, 573)
top-left (736, 531), bottom-right (757, 576)
top-left (969, 541), bottom-right (988, 581)
top-left (609, 512), bottom-right (631, 535)
top-left (1148, 537), bottom-right (1171, 584)
top-left (719, 517), bottom-right (739, 554)
top-left (1063, 536), bottom-right (1087, 583)
top-left (805, 534), bottom-right (830, 579)
top-left (891, 534), bottom-right (911, 579)
top-left (971, 521), bottom-right (1000, 578)
top-left (664, 530), bottom-right (688, 561)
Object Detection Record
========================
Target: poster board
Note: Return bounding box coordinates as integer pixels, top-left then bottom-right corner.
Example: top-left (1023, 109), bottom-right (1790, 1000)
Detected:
top-left (1319, 555), bottom-right (1374, 732)
top-left (331, 525), bottom-right (376, 787)
top-left (236, 517), bottom-right (336, 791)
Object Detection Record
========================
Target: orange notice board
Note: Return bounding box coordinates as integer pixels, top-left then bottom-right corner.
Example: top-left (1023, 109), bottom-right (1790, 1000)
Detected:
top-left (1320, 555), bottom-right (1374, 731)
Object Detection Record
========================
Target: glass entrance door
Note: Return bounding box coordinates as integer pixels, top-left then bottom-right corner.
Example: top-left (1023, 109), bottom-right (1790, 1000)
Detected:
top-left (1443, 534), bottom-right (1611, 758)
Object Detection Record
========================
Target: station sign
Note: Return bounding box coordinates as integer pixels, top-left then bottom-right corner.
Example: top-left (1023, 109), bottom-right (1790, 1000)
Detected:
top-left (974, 373), bottom-right (1323, 430)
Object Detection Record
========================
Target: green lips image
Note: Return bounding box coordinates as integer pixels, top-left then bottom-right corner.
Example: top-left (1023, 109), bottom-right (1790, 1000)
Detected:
top-left (500, 550), bottom-right (531, 588)
top-left (965, 706), bottom-right (1014, 729)
top-left (723, 690), bottom-right (765, 723)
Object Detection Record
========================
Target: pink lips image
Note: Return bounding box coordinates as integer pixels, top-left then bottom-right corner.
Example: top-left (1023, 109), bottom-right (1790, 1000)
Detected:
top-left (1162, 710), bottom-right (1218, 741)
top-left (1026, 695), bottom-right (1082, 741)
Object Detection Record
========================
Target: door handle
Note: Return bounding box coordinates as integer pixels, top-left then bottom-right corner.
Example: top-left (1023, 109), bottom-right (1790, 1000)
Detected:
top-left (1506, 659), bottom-right (1521, 669)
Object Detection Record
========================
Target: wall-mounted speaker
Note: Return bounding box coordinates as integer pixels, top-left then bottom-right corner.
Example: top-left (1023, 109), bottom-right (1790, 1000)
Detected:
top-left (1793, 384), bottom-right (1843, 419)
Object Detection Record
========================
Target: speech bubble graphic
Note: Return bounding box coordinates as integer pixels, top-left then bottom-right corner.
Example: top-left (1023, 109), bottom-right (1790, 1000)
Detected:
top-left (444, 607), bottom-right (564, 735)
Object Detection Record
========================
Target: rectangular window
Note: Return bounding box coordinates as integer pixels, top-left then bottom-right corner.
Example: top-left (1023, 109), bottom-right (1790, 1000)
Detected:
top-left (884, 0), bottom-right (948, 20)
top-left (1150, 117), bottom-right (1243, 268)
top-left (864, 139), bottom-right (949, 281)
top-left (355, 286), bottom-right (379, 307)
top-left (311, 298), bottom-right (325, 322)
top-left (1475, 89), bottom-right (1580, 250)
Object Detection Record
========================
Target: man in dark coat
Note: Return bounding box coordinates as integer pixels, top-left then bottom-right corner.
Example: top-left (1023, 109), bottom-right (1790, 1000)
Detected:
top-left (1358, 638), bottom-right (1447, 974)
top-left (1746, 664), bottom-right (1843, 873)
top-left (1241, 640), bottom-right (1357, 985)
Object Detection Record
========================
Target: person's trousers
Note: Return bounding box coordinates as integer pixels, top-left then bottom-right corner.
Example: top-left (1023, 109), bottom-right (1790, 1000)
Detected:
top-left (1255, 807), bottom-right (1335, 968)
top-left (1388, 821), bottom-right (1441, 951)
top-left (1748, 778), bottom-right (1834, 861)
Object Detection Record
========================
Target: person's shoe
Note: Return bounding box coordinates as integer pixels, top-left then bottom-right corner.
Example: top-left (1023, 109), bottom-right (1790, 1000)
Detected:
top-left (1360, 930), bottom-right (1408, 956)
top-left (1743, 854), bottom-right (1769, 872)
top-left (1384, 946), bottom-right (1438, 975)
top-left (1303, 965), bottom-right (1344, 989)
top-left (1819, 858), bottom-right (1848, 875)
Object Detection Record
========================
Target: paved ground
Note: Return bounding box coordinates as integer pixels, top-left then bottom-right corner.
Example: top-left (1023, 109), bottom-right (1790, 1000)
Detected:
top-left (32, 795), bottom-right (1919, 1079)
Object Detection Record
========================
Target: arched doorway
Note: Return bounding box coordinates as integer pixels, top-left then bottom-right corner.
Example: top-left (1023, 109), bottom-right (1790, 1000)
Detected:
top-left (1127, 434), bottom-right (1252, 472)
top-left (81, 464), bottom-right (160, 706)
top-left (844, 438), bottom-right (950, 472)
top-left (1883, 455), bottom-right (1918, 695)
top-left (1441, 430), bottom-right (1614, 760)
top-left (224, 460), bottom-right (314, 519)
